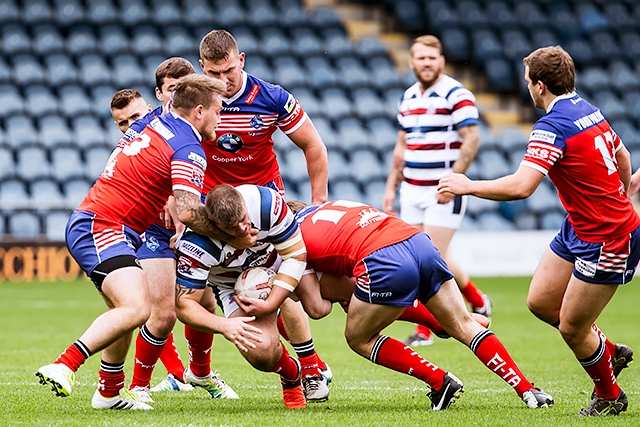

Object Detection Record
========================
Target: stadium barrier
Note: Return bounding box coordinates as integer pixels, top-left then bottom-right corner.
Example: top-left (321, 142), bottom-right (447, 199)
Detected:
top-left (0, 242), bottom-right (83, 282)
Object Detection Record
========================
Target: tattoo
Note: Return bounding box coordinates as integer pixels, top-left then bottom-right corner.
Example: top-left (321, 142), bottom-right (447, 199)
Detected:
top-left (175, 283), bottom-right (196, 301)
top-left (452, 125), bottom-right (480, 174)
top-left (174, 190), bottom-right (234, 240)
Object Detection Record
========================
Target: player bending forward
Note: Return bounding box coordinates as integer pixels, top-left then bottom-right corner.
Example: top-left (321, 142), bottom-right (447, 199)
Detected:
top-left (280, 200), bottom-right (553, 410)
top-left (174, 184), bottom-right (322, 408)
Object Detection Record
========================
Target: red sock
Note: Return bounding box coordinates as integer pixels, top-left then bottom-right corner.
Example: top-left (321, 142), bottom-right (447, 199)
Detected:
top-left (55, 340), bottom-right (90, 372)
top-left (159, 332), bottom-right (186, 381)
top-left (271, 342), bottom-right (300, 382)
top-left (471, 330), bottom-right (533, 397)
top-left (591, 324), bottom-right (617, 357)
top-left (370, 335), bottom-right (446, 389)
top-left (398, 301), bottom-right (446, 336)
top-left (277, 313), bottom-right (290, 342)
top-left (460, 279), bottom-right (485, 310)
top-left (299, 353), bottom-right (321, 377)
top-left (184, 324), bottom-right (213, 377)
top-left (98, 360), bottom-right (125, 398)
top-left (130, 325), bottom-right (165, 389)
top-left (579, 337), bottom-right (620, 400)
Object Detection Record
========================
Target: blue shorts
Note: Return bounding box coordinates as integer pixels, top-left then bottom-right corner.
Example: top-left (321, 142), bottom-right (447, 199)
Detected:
top-left (353, 232), bottom-right (454, 306)
top-left (138, 222), bottom-right (176, 260)
top-left (550, 217), bottom-right (640, 284)
top-left (65, 210), bottom-right (143, 276)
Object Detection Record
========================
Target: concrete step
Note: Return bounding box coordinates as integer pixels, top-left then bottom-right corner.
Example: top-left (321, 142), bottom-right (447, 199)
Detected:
top-left (482, 110), bottom-right (521, 128)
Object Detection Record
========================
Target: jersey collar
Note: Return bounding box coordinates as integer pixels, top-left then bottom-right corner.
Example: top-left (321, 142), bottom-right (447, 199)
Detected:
top-left (546, 91), bottom-right (577, 113)
top-left (171, 111), bottom-right (202, 141)
top-left (222, 70), bottom-right (248, 105)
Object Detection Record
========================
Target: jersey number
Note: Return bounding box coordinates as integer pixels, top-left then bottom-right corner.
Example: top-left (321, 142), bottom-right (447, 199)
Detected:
top-left (310, 201), bottom-right (367, 225)
top-left (594, 131), bottom-right (617, 175)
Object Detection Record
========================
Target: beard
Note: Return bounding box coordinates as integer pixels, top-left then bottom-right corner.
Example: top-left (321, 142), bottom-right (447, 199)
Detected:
top-left (414, 66), bottom-right (442, 88)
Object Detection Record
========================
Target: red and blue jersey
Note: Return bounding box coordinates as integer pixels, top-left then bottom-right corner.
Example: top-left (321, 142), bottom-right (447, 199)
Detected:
top-left (118, 104), bottom-right (165, 148)
top-left (521, 92), bottom-right (640, 242)
top-left (78, 111), bottom-right (206, 234)
top-left (202, 71), bottom-right (307, 192)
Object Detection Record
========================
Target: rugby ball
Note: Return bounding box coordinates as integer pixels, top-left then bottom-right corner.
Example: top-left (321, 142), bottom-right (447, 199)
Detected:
top-left (234, 267), bottom-right (276, 300)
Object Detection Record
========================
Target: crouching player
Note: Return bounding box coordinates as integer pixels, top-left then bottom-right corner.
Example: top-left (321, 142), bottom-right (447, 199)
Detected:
top-left (174, 184), bottom-right (327, 408)
top-left (278, 200), bottom-right (554, 411)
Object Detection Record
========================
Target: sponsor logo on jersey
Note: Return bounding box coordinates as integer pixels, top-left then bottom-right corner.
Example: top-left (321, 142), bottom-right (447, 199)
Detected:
top-left (284, 94), bottom-right (296, 113)
top-left (180, 242), bottom-right (205, 258)
top-left (245, 84), bottom-right (261, 105)
top-left (145, 236), bottom-right (160, 251)
top-left (190, 167), bottom-right (204, 187)
top-left (177, 255), bottom-right (192, 273)
top-left (572, 110), bottom-right (605, 131)
top-left (356, 208), bottom-right (388, 228)
top-left (150, 118), bottom-right (176, 140)
top-left (222, 106), bottom-right (241, 112)
top-left (575, 257), bottom-right (596, 278)
top-left (530, 129), bottom-right (557, 145)
top-left (250, 114), bottom-right (264, 130)
top-left (526, 145), bottom-right (552, 160)
top-left (216, 133), bottom-right (244, 153)
top-left (188, 152), bottom-right (206, 169)
top-left (273, 192), bottom-right (282, 215)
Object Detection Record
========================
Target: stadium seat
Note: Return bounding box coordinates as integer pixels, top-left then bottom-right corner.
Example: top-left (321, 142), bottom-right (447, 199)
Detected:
top-left (272, 57), bottom-right (306, 91)
top-left (610, 60), bottom-right (640, 93)
top-left (1, 24), bottom-right (31, 55)
top-left (44, 210), bottom-right (71, 241)
top-left (320, 88), bottom-right (354, 122)
top-left (362, 179), bottom-right (387, 210)
top-left (499, 126), bottom-right (529, 153)
top-left (131, 25), bottom-right (163, 56)
top-left (604, 3), bottom-right (635, 37)
top-left (98, 25), bottom-right (130, 58)
top-left (309, 7), bottom-right (344, 33)
top-left (349, 149), bottom-right (385, 184)
top-left (337, 57), bottom-right (372, 90)
top-left (0, 147), bottom-right (15, 182)
top-left (0, 56), bottom-right (11, 84)
top-left (7, 211), bottom-right (42, 238)
top-left (78, 54), bottom-right (112, 87)
top-left (306, 56), bottom-right (340, 90)
top-left (86, 0), bottom-right (118, 25)
top-left (327, 150), bottom-right (351, 182)
top-left (51, 147), bottom-right (85, 182)
top-left (527, 181), bottom-right (562, 213)
top-left (0, 180), bottom-right (30, 210)
top-left (329, 180), bottom-right (364, 202)
top-left (280, 149), bottom-right (310, 185)
top-left (32, 24), bottom-right (65, 55)
top-left (354, 37), bottom-right (388, 60)
top-left (475, 212), bottom-right (516, 231)
top-left (578, 67), bottom-right (612, 94)
top-left (12, 54), bottom-right (45, 86)
top-left (216, 3), bottom-right (246, 28)
top-left (0, 84), bottom-right (24, 117)
top-left (63, 179), bottom-right (92, 207)
top-left (590, 32), bottom-right (622, 66)
top-left (540, 210), bottom-right (566, 231)
top-left (336, 118), bottom-right (371, 150)
top-left (247, 2), bottom-right (279, 28)
top-left (457, 0), bottom-right (489, 31)
top-left (290, 28), bottom-right (325, 58)
top-left (65, 25), bottom-right (97, 56)
top-left (44, 54), bottom-right (79, 87)
top-left (391, 0), bottom-right (424, 32)
top-left (620, 32), bottom-right (640, 65)
top-left (292, 88), bottom-right (321, 117)
top-left (73, 115), bottom-right (109, 149)
top-left (164, 26), bottom-right (195, 57)
top-left (309, 116), bottom-right (338, 151)
top-left (368, 56), bottom-right (401, 88)
top-left (499, 199), bottom-right (529, 222)
top-left (261, 28), bottom-right (291, 58)
top-left (58, 85), bottom-right (93, 117)
top-left (118, 0), bottom-right (150, 27)
top-left (502, 30), bottom-right (532, 61)
top-left (471, 30), bottom-right (504, 70)
top-left (513, 211), bottom-right (539, 230)
top-left (565, 38), bottom-right (596, 68)
top-left (577, 4), bottom-right (610, 38)
top-left (352, 88), bottom-right (387, 120)
top-left (465, 195), bottom-right (499, 217)
top-left (425, 1), bottom-right (460, 35)
top-left (17, 147), bottom-right (50, 181)
top-left (368, 117), bottom-right (398, 153)
top-left (280, 3), bottom-right (311, 31)
top-left (323, 29), bottom-right (354, 58)
top-left (84, 146), bottom-right (112, 179)
top-left (477, 149), bottom-right (511, 180)
top-left (54, 0), bottom-right (85, 26)
top-left (623, 91), bottom-right (640, 129)
top-left (31, 179), bottom-right (65, 210)
top-left (592, 91), bottom-right (627, 122)
top-left (112, 55), bottom-right (147, 86)
top-left (182, 0), bottom-right (216, 26)
top-left (5, 115), bottom-right (38, 148)
top-left (151, 0), bottom-right (182, 25)
top-left (484, 58), bottom-right (516, 92)
top-left (440, 28), bottom-right (470, 63)
top-left (549, 5), bottom-right (580, 44)
top-left (38, 115), bottom-right (72, 148)
top-left (531, 30), bottom-right (560, 50)
top-left (90, 85), bottom-right (118, 119)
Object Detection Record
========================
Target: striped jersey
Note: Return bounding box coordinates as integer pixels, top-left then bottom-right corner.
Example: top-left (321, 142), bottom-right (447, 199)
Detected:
top-left (521, 92), bottom-right (640, 242)
top-left (397, 75), bottom-right (478, 186)
top-left (78, 112), bottom-right (206, 234)
top-left (201, 71), bottom-right (307, 192)
top-left (175, 185), bottom-right (298, 288)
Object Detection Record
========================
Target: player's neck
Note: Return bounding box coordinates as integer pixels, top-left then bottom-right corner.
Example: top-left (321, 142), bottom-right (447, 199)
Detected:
top-left (418, 75), bottom-right (442, 93)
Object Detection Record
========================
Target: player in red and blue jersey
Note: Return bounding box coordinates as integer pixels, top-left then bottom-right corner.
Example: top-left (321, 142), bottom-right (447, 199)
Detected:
top-left (439, 46), bottom-right (639, 416)
top-left (196, 29), bottom-right (332, 398)
top-left (283, 200), bottom-right (553, 411)
top-left (35, 75), bottom-right (250, 410)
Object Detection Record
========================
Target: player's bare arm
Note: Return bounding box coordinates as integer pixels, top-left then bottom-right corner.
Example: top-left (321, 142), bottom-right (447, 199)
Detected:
top-left (439, 165), bottom-right (545, 201)
top-left (615, 143), bottom-right (632, 191)
top-left (288, 118), bottom-right (329, 205)
top-left (383, 131), bottom-right (407, 215)
top-left (451, 124), bottom-right (480, 174)
top-left (294, 273), bottom-right (333, 319)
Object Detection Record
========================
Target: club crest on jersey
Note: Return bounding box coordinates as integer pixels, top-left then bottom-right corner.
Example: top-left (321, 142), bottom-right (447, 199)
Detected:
top-left (250, 114), bottom-right (264, 130)
top-left (177, 256), bottom-right (192, 273)
top-left (145, 236), bottom-right (160, 251)
top-left (216, 133), bottom-right (244, 153)
top-left (190, 168), bottom-right (204, 187)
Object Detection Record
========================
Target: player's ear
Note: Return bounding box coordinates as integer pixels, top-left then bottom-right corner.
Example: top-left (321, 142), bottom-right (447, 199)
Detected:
top-left (155, 87), bottom-right (162, 102)
top-left (238, 52), bottom-right (245, 69)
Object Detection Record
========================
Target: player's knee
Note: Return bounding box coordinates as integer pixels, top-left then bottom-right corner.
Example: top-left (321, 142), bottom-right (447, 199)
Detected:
top-left (245, 340), bottom-right (280, 371)
top-left (147, 311), bottom-right (177, 335)
top-left (344, 330), bottom-right (367, 356)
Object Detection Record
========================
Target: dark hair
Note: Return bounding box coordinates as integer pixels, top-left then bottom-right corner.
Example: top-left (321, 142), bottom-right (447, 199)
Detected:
top-left (171, 74), bottom-right (226, 112)
top-left (155, 57), bottom-right (195, 90)
top-left (523, 46), bottom-right (575, 96)
top-left (204, 184), bottom-right (245, 229)
top-left (411, 35), bottom-right (442, 56)
top-left (200, 30), bottom-right (239, 62)
top-left (110, 88), bottom-right (142, 110)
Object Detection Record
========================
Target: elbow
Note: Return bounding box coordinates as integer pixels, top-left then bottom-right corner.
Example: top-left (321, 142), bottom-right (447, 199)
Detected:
top-left (511, 186), bottom-right (536, 200)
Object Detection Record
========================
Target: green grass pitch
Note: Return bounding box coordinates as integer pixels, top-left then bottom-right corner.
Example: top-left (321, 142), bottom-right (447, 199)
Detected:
top-left (1, 276), bottom-right (639, 426)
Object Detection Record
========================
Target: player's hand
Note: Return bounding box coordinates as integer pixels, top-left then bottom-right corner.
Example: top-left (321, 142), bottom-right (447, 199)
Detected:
top-left (382, 189), bottom-right (398, 216)
top-left (234, 294), bottom-right (276, 317)
top-left (438, 173), bottom-right (472, 196)
top-left (169, 223), bottom-right (186, 250)
top-left (219, 316), bottom-right (263, 353)
top-left (435, 191), bottom-right (454, 204)
top-left (229, 228), bottom-right (259, 249)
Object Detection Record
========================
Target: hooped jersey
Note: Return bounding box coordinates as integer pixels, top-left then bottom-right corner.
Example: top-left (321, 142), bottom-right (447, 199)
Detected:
top-left (201, 71), bottom-right (307, 193)
top-left (521, 92), bottom-right (640, 242)
top-left (78, 112), bottom-right (206, 234)
top-left (397, 75), bottom-right (478, 186)
top-left (295, 201), bottom-right (421, 277)
top-left (175, 185), bottom-right (298, 288)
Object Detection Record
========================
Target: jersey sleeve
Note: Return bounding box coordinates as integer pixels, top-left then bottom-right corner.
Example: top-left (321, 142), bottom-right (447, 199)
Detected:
top-left (171, 143), bottom-right (207, 196)
top-left (521, 120), bottom-right (565, 175)
top-left (447, 86), bottom-right (479, 129)
top-left (272, 85), bottom-right (307, 134)
top-left (116, 108), bottom-right (161, 148)
top-left (175, 231), bottom-right (224, 289)
top-left (259, 187), bottom-right (299, 244)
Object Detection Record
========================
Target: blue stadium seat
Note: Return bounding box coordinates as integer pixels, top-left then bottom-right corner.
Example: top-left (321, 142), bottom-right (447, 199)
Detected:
top-left (392, 0), bottom-right (425, 32)
top-left (590, 32), bottom-right (622, 66)
top-left (578, 67), bottom-right (611, 93)
top-left (465, 195), bottom-right (499, 217)
top-left (608, 119), bottom-right (638, 148)
top-left (486, 1), bottom-right (518, 30)
top-left (354, 37), bottom-right (388, 60)
top-left (306, 56), bottom-right (340, 90)
top-left (39, 115), bottom-right (72, 148)
top-left (84, 146), bottom-right (112, 179)
top-left (291, 29), bottom-right (324, 58)
top-left (279, 3), bottom-right (310, 31)
top-left (74, 115), bottom-right (109, 149)
top-left (0, 84), bottom-right (25, 117)
top-left (502, 30), bottom-right (532, 61)
top-left (440, 28), bottom-right (470, 63)
top-left (183, 0), bottom-right (216, 26)
top-left (164, 26), bottom-right (195, 57)
top-left (368, 56), bottom-right (401, 88)
top-left (309, 7), bottom-right (344, 32)
top-left (322, 29), bottom-right (354, 58)
top-left (44, 54), bottom-right (79, 86)
top-left (1, 24), bottom-right (31, 55)
top-left (45, 210), bottom-right (71, 241)
top-left (0, 147), bottom-right (15, 182)
top-left (527, 180), bottom-right (562, 213)
top-left (216, 3), bottom-right (247, 28)
top-left (51, 147), bottom-right (85, 182)
top-left (604, 3), bottom-right (635, 37)
top-left (131, 25), bottom-right (163, 56)
top-left (477, 149), bottom-right (511, 180)
top-left (565, 38), bottom-right (596, 68)
top-left (514, 2), bottom-right (549, 33)
top-left (327, 150), bottom-right (351, 182)
top-left (272, 56), bottom-right (306, 90)
top-left (336, 118), bottom-right (372, 151)
top-left (620, 32), bottom-right (640, 65)
top-left (65, 25), bottom-right (97, 55)
top-left (471, 30), bottom-right (504, 69)
top-left (476, 212), bottom-right (517, 231)
top-left (368, 117), bottom-right (397, 153)
top-left (363, 179), bottom-right (386, 210)
top-left (456, 1), bottom-right (489, 31)
top-left (231, 28), bottom-right (259, 56)
top-left (112, 55), bottom-right (147, 86)
top-left (7, 211), bottom-right (42, 238)
top-left (0, 56), bottom-right (11, 84)
top-left (425, 1), bottom-right (460, 35)
top-left (309, 116), bottom-right (338, 151)
top-left (5, 115), bottom-right (38, 148)
top-left (499, 199), bottom-right (529, 222)
top-left (549, 4), bottom-right (580, 43)
top-left (623, 91), bottom-right (640, 129)
top-left (17, 147), bottom-right (50, 181)
top-left (78, 54), bottom-right (112, 87)
top-left (0, 180), bottom-right (30, 210)
top-left (531, 30), bottom-right (560, 50)
top-left (540, 210), bottom-right (566, 231)
top-left (352, 88), bottom-right (386, 120)
top-left (25, 83), bottom-right (60, 117)
top-left (31, 180), bottom-right (65, 210)
top-left (63, 179), bottom-right (92, 207)
top-left (261, 28), bottom-right (291, 58)
top-left (484, 58), bottom-right (515, 92)
top-left (247, 2), bottom-right (279, 28)
top-left (350, 149), bottom-right (385, 184)
top-left (513, 211), bottom-right (538, 230)
top-left (592, 91), bottom-right (626, 122)
top-left (329, 180), bottom-right (364, 202)
top-left (337, 57), bottom-right (372, 90)
top-left (54, 0), bottom-right (85, 26)
top-left (610, 60), bottom-right (640, 93)
top-left (0, 0), bottom-right (20, 25)
top-left (151, 0), bottom-right (183, 25)
top-left (320, 88), bottom-right (354, 122)
top-left (118, 0), bottom-right (149, 26)
top-left (577, 4), bottom-right (610, 38)
top-left (33, 25), bottom-right (65, 56)
top-left (86, 0), bottom-right (118, 25)
top-left (244, 55), bottom-right (274, 82)
top-left (12, 54), bottom-right (45, 86)
top-left (91, 85), bottom-right (118, 118)
top-left (59, 85), bottom-right (93, 117)
top-left (293, 88), bottom-right (321, 117)
top-left (280, 149), bottom-right (310, 184)
top-left (98, 25), bottom-right (130, 57)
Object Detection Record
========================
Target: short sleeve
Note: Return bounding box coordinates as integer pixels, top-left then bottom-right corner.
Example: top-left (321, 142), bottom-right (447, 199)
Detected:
top-left (171, 144), bottom-right (207, 196)
top-left (520, 121), bottom-right (565, 175)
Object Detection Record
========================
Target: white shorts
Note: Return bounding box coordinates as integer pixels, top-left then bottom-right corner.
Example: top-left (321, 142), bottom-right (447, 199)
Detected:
top-left (211, 285), bottom-right (240, 318)
top-left (399, 182), bottom-right (467, 229)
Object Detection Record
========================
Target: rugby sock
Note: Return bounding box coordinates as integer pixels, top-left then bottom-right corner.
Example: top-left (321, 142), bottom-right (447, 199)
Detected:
top-left (159, 332), bottom-right (186, 382)
top-left (271, 342), bottom-right (300, 382)
top-left (591, 324), bottom-right (618, 357)
top-left (370, 335), bottom-right (446, 390)
top-left (293, 339), bottom-right (321, 377)
top-left (578, 336), bottom-right (620, 400)
top-left (184, 324), bottom-right (213, 378)
top-left (277, 313), bottom-right (290, 342)
top-left (470, 330), bottom-right (534, 397)
top-left (130, 324), bottom-right (166, 389)
top-left (55, 340), bottom-right (91, 372)
top-left (460, 279), bottom-right (485, 310)
top-left (98, 360), bottom-right (125, 398)
top-left (397, 301), bottom-right (446, 336)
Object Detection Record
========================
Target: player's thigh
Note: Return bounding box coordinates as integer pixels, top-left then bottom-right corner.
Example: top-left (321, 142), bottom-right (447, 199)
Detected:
top-left (345, 296), bottom-right (405, 348)
top-left (319, 273), bottom-right (355, 302)
top-left (422, 225), bottom-right (456, 255)
top-left (140, 257), bottom-right (177, 311)
top-left (101, 266), bottom-right (149, 311)
top-left (527, 247), bottom-right (573, 315)
top-left (424, 279), bottom-right (481, 345)
top-left (560, 277), bottom-right (618, 330)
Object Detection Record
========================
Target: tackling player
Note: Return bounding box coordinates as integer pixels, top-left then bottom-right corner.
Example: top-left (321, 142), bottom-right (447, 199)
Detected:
top-left (439, 46), bottom-right (637, 416)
